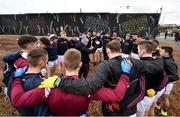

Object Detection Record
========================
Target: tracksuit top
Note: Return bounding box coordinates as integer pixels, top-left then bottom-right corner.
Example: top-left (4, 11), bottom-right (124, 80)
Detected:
top-left (131, 40), bottom-right (138, 54)
top-left (45, 45), bottom-right (58, 61)
top-left (140, 57), bottom-right (168, 94)
top-left (57, 38), bottom-right (69, 55)
top-left (121, 40), bottom-right (132, 54)
top-left (22, 73), bottom-right (52, 116)
top-left (163, 56), bottom-right (179, 83)
top-left (13, 54), bottom-right (52, 116)
top-left (77, 43), bottom-right (97, 64)
top-left (92, 36), bottom-right (102, 48)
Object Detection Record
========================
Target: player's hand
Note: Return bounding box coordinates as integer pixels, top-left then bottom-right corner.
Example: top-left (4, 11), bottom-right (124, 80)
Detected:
top-left (121, 58), bottom-right (132, 75)
top-left (39, 75), bottom-right (61, 88)
top-left (14, 66), bottom-right (28, 79)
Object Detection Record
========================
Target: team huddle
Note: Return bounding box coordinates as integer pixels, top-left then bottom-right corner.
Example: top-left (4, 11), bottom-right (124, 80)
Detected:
top-left (2, 30), bottom-right (179, 116)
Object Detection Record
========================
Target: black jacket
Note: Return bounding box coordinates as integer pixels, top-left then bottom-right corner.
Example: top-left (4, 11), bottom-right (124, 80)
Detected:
top-left (86, 36), bottom-right (92, 48)
top-left (68, 40), bottom-right (77, 49)
top-left (100, 56), bottom-right (145, 116)
top-left (140, 57), bottom-right (167, 93)
top-left (121, 40), bottom-right (132, 54)
top-left (57, 38), bottom-right (69, 55)
top-left (92, 36), bottom-right (102, 48)
top-left (131, 40), bottom-right (138, 54)
top-left (163, 56), bottom-right (179, 83)
top-left (45, 45), bottom-right (58, 61)
top-left (59, 57), bottom-right (164, 95)
top-left (152, 50), bottom-right (160, 58)
top-left (76, 43), bottom-right (97, 64)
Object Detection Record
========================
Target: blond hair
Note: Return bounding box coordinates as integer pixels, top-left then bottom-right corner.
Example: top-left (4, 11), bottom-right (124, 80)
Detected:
top-left (64, 49), bottom-right (81, 71)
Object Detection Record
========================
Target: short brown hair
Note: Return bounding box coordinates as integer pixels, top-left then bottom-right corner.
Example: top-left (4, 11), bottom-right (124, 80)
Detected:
top-left (161, 46), bottom-right (173, 56)
top-left (64, 49), bottom-right (81, 71)
top-left (138, 40), bottom-right (155, 53)
top-left (106, 40), bottom-right (121, 53)
top-left (27, 48), bottom-right (48, 67)
top-left (18, 35), bottom-right (38, 49)
top-left (39, 37), bottom-right (50, 46)
top-left (151, 40), bottom-right (159, 51)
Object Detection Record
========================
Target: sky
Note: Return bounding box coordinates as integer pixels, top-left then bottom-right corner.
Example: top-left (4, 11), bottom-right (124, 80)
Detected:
top-left (0, 0), bottom-right (179, 24)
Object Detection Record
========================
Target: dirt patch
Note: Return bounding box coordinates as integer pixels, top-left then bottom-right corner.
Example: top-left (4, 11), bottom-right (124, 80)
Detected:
top-left (0, 35), bottom-right (180, 116)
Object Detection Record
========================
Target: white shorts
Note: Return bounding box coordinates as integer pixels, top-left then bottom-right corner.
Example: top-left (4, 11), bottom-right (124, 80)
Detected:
top-left (129, 113), bottom-right (136, 117)
top-left (121, 53), bottom-right (130, 58)
top-left (48, 59), bottom-right (58, 68)
top-left (164, 83), bottom-right (173, 95)
top-left (155, 88), bottom-right (165, 102)
top-left (58, 55), bottom-right (64, 62)
top-left (137, 96), bottom-right (156, 116)
top-left (131, 53), bottom-right (140, 59)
